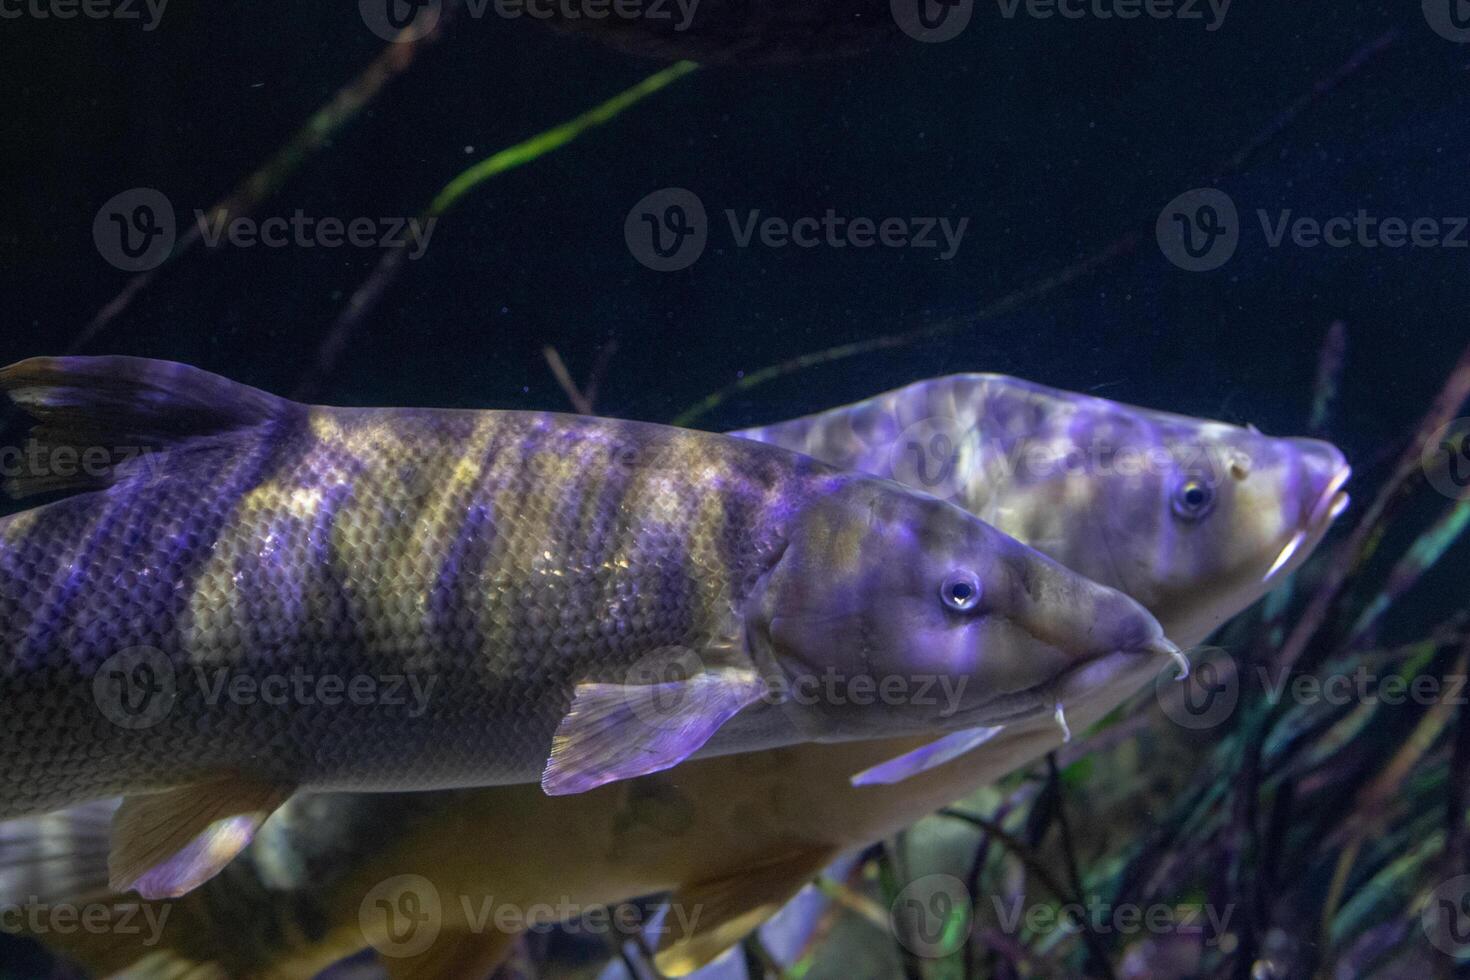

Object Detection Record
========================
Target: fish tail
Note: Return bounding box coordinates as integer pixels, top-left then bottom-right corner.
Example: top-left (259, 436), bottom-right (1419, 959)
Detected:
top-left (0, 355), bottom-right (300, 498)
top-left (0, 800), bottom-right (235, 978)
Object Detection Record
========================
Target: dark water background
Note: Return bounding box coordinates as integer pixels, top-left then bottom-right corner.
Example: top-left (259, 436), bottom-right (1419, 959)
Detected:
top-left (2, 1), bottom-right (1469, 975)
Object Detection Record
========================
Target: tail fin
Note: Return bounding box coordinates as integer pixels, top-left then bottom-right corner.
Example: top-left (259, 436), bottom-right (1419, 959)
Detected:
top-left (0, 355), bottom-right (299, 498)
top-left (0, 801), bottom-right (226, 979)
top-left (0, 799), bottom-right (117, 906)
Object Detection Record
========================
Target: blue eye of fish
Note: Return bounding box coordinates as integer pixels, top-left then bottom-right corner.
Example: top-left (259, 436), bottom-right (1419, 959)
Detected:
top-left (940, 571), bottom-right (983, 612)
top-left (1173, 478), bottom-right (1215, 520)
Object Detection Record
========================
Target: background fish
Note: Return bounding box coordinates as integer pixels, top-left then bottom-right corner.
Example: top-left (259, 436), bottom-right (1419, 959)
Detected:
top-left (0, 374), bottom-right (1350, 979)
top-left (736, 373), bottom-right (1351, 650)
top-left (525, 0), bottom-right (902, 65)
top-left (0, 358), bottom-right (1174, 900)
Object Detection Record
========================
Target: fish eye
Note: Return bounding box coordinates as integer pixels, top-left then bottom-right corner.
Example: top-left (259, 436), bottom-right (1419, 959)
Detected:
top-left (940, 570), bottom-right (983, 612)
top-left (1172, 477), bottom-right (1216, 520)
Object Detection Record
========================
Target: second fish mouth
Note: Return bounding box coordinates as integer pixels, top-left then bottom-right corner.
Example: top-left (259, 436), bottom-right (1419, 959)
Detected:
top-left (1264, 462), bottom-right (1353, 583)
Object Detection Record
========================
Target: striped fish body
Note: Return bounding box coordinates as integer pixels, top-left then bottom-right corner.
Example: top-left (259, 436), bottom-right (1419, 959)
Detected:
top-left (0, 387), bottom-right (822, 819)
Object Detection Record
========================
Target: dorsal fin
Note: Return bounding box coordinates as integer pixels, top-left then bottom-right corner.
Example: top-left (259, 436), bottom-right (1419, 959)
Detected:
top-left (0, 356), bottom-right (299, 497)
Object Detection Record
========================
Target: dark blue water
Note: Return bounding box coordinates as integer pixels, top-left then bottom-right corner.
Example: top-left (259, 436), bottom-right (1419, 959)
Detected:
top-left (3, 2), bottom-right (1470, 977)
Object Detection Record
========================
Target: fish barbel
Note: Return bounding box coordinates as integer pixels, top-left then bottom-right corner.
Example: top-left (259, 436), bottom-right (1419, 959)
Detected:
top-left (0, 373), bottom-right (1349, 978)
top-left (0, 357), bottom-right (1176, 900)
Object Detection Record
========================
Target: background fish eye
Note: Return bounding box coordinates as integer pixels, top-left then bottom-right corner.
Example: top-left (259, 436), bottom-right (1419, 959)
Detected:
top-left (1172, 477), bottom-right (1216, 521)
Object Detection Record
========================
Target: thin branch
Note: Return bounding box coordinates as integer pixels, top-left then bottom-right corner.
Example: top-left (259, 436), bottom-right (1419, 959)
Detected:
top-left (296, 61), bottom-right (695, 400)
top-left (671, 30), bottom-right (1402, 428)
top-left (543, 346), bottom-right (594, 414)
top-left (939, 808), bottom-right (1117, 977)
top-left (71, 0), bottom-right (458, 353)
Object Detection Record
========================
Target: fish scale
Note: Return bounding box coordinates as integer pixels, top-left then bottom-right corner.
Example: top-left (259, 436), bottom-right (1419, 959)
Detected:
top-left (0, 402), bottom-right (813, 819)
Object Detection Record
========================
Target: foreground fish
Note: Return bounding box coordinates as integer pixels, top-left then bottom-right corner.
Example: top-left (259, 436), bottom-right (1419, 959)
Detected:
top-left (1, 374), bottom-right (1349, 979)
top-left (0, 357), bottom-right (1177, 900)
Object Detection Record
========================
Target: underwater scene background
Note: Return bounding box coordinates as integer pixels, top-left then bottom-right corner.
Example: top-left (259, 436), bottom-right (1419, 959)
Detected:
top-left (4, 1), bottom-right (1470, 977)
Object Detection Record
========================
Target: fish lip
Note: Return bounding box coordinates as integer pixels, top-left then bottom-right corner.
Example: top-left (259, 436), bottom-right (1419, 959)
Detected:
top-left (1309, 462), bottom-right (1353, 529)
top-left (963, 639), bottom-right (1178, 725)
top-left (1264, 460), bottom-right (1352, 584)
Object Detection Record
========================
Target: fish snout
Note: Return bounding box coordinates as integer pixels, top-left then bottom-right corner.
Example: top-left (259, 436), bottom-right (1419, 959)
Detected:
top-left (989, 555), bottom-right (1182, 712)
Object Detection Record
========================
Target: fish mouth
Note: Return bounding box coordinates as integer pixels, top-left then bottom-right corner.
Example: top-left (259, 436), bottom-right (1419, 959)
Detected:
top-left (1263, 460), bottom-right (1352, 583)
top-left (964, 637), bottom-right (1183, 727)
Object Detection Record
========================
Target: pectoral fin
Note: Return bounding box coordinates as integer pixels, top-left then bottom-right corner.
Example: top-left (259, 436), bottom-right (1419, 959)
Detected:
top-left (849, 726), bottom-right (1005, 787)
top-left (109, 778), bottom-right (293, 899)
top-left (542, 664), bottom-right (767, 796)
top-left (653, 843), bottom-right (838, 977)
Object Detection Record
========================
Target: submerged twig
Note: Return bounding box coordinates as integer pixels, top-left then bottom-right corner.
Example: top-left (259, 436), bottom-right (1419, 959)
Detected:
top-left (1273, 339), bottom-right (1470, 682)
top-left (543, 346), bottom-right (594, 415)
top-left (73, 0), bottom-right (459, 354)
top-left (940, 808), bottom-right (1117, 976)
top-left (1309, 321), bottom-right (1348, 437)
top-left (298, 61), bottom-right (696, 399)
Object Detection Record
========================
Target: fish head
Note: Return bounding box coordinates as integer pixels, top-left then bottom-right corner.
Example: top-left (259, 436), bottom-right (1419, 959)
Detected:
top-left (750, 477), bottom-right (1179, 737)
top-left (958, 385), bottom-right (1351, 649)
